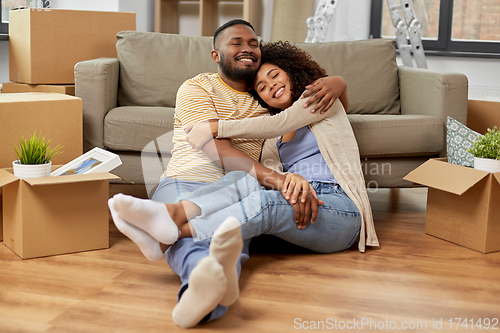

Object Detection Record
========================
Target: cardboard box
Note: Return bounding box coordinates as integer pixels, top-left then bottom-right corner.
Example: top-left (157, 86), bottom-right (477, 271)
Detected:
top-left (404, 158), bottom-right (500, 253)
top-left (9, 9), bottom-right (136, 84)
top-left (0, 168), bottom-right (120, 259)
top-left (2, 82), bottom-right (75, 96)
top-left (0, 93), bottom-right (83, 169)
top-left (467, 100), bottom-right (500, 134)
top-left (0, 190), bottom-right (2, 242)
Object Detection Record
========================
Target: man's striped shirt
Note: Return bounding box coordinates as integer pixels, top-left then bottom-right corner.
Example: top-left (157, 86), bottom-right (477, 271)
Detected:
top-left (164, 73), bottom-right (269, 183)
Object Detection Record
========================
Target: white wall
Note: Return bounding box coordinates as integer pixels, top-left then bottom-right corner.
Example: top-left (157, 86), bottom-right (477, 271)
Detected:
top-left (118, 0), bottom-right (155, 33)
top-left (49, 0), bottom-right (119, 11)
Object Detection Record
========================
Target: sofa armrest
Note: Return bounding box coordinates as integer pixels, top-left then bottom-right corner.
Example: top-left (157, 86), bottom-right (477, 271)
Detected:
top-left (75, 57), bottom-right (119, 152)
top-left (399, 67), bottom-right (468, 156)
top-left (399, 66), bottom-right (468, 122)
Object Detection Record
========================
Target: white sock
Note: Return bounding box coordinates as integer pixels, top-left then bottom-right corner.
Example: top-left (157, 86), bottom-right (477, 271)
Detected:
top-left (111, 193), bottom-right (179, 245)
top-left (172, 256), bottom-right (227, 328)
top-left (209, 216), bottom-right (243, 307)
top-left (108, 198), bottom-right (164, 261)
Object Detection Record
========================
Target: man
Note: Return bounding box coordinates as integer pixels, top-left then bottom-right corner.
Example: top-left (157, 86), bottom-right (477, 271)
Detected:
top-left (109, 19), bottom-right (346, 328)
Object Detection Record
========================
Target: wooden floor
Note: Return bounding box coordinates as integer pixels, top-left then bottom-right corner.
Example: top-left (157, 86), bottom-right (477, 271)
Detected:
top-left (1, 186), bottom-right (500, 332)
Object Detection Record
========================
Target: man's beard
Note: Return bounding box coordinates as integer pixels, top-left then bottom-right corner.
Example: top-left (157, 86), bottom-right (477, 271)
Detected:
top-left (219, 53), bottom-right (258, 83)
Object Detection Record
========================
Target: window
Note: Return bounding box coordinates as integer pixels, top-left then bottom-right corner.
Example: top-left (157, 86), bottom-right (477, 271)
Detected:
top-left (370, 0), bottom-right (500, 58)
top-left (0, 1), bottom-right (9, 34)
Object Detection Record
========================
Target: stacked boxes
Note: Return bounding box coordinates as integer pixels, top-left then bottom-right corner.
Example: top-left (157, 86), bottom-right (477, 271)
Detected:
top-left (5, 8), bottom-right (135, 90)
top-left (2, 82), bottom-right (75, 96)
top-left (1, 8), bottom-right (135, 255)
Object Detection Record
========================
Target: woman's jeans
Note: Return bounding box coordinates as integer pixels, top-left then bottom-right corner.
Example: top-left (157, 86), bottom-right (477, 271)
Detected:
top-left (182, 171), bottom-right (361, 254)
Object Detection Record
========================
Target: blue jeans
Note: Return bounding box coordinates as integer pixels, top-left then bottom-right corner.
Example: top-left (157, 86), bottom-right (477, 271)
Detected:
top-left (186, 171), bottom-right (361, 253)
top-left (152, 176), bottom-right (252, 324)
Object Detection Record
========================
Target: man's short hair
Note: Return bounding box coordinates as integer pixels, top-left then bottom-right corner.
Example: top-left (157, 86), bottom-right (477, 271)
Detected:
top-left (213, 19), bottom-right (255, 49)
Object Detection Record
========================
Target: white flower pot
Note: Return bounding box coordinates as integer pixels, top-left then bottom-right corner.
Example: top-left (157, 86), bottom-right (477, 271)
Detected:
top-left (473, 157), bottom-right (500, 173)
top-left (12, 161), bottom-right (52, 179)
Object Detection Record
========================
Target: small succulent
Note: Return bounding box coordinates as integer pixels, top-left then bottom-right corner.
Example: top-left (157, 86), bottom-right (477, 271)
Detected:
top-left (14, 132), bottom-right (62, 165)
top-left (467, 126), bottom-right (500, 160)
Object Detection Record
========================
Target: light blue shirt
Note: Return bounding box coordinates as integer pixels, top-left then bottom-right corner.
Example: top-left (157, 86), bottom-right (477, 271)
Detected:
top-left (277, 126), bottom-right (337, 184)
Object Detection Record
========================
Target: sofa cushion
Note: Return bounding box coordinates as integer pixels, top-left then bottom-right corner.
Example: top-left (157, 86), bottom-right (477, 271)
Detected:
top-left (348, 114), bottom-right (443, 157)
top-left (296, 39), bottom-right (400, 115)
top-left (116, 31), bottom-right (217, 107)
top-left (446, 116), bottom-right (482, 167)
top-left (104, 106), bottom-right (175, 152)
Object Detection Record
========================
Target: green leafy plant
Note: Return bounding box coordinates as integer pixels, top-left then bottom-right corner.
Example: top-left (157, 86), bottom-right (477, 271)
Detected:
top-left (14, 132), bottom-right (62, 165)
top-left (467, 126), bottom-right (500, 160)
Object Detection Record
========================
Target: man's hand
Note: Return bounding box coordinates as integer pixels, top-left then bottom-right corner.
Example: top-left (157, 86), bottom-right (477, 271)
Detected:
top-left (301, 76), bottom-right (347, 114)
top-left (184, 120), bottom-right (219, 151)
top-left (281, 173), bottom-right (324, 228)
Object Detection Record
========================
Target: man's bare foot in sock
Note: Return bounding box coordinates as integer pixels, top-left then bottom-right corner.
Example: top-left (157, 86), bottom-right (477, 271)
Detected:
top-left (209, 216), bottom-right (243, 307)
top-left (111, 193), bottom-right (180, 245)
top-left (172, 256), bottom-right (227, 328)
top-left (108, 198), bottom-right (164, 261)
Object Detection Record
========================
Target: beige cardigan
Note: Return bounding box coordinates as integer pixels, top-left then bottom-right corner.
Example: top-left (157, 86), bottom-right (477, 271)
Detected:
top-left (217, 98), bottom-right (379, 252)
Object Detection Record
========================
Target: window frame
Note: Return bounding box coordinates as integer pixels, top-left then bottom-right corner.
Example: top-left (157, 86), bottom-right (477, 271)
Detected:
top-left (370, 0), bottom-right (500, 59)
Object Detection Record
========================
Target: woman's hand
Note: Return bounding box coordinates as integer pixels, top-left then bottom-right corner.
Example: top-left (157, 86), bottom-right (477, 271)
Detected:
top-left (184, 120), bottom-right (219, 151)
top-left (301, 76), bottom-right (347, 113)
top-left (282, 173), bottom-right (324, 228)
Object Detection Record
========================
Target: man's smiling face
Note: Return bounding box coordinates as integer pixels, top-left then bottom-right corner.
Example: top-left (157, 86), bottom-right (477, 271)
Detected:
top-left (213, 24), bottom-right (261, 84)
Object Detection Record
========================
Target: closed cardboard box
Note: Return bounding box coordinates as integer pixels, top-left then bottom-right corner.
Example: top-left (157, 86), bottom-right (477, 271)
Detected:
top-left (0, 93), bottom-right (83, 169)
top-left (9, 9), bottom-right (136, 84)
top-left (404, 158), bottom-right (500, 253)
top-left (2, 82), bottom-right (75, 96)
top-left (0, 190), bottom-right (2, 242)
top-left (0, 168), bottom-right (119, 259)
top-left (467, 100), bottom-right (500, 135)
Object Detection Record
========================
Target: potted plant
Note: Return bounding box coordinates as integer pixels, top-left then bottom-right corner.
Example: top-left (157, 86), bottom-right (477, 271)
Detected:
top-left (467, 126), bottom-right (500, 173)
top-left (13, 132), bottom-right (62, 179)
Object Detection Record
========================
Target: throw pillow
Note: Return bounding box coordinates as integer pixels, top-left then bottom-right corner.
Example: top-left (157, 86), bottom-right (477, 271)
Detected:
top-left (446, 116), bottom-right (483, 167)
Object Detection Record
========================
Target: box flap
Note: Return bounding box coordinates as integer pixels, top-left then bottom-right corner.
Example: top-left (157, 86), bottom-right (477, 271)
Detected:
top-left (0, 169), bottom-right (20, 187)
top-left (403, 159), bottom-right (490, 195)
top-left (493, 172), bottom-right (500, 185)
top-left (24, 172), bottom-right (121, 186)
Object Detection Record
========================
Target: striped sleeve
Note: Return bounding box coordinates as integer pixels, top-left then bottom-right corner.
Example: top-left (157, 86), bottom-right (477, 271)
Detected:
top-left (175, 81), bottom-right (219, 128)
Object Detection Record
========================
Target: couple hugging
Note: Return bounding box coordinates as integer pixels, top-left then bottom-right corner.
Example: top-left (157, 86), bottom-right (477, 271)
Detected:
top-left (108, 19), bottom-right (379, 329)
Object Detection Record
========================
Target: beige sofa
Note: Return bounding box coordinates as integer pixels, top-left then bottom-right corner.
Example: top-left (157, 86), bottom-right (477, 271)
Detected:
top-left (74, 31), bottom-right (468, 194)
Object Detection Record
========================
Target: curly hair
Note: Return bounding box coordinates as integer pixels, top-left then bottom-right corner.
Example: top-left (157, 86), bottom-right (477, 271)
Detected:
top-left (250, 41), bottom-right (327, 112)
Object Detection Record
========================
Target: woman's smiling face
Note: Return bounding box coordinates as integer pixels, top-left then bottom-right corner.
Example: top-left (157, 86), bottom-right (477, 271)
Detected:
top-left (254, 63), bottom-right (293, 110)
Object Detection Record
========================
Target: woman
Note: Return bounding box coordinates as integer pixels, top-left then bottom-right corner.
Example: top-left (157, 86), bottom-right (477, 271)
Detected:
top-left (109, 41), bottom-right (378, 260)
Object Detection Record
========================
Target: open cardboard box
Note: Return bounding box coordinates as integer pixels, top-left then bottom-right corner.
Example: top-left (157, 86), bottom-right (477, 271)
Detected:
top-left (404, 158), bottom-right (500, 253)
top-left (0, 167), bottom-right (120, 259)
